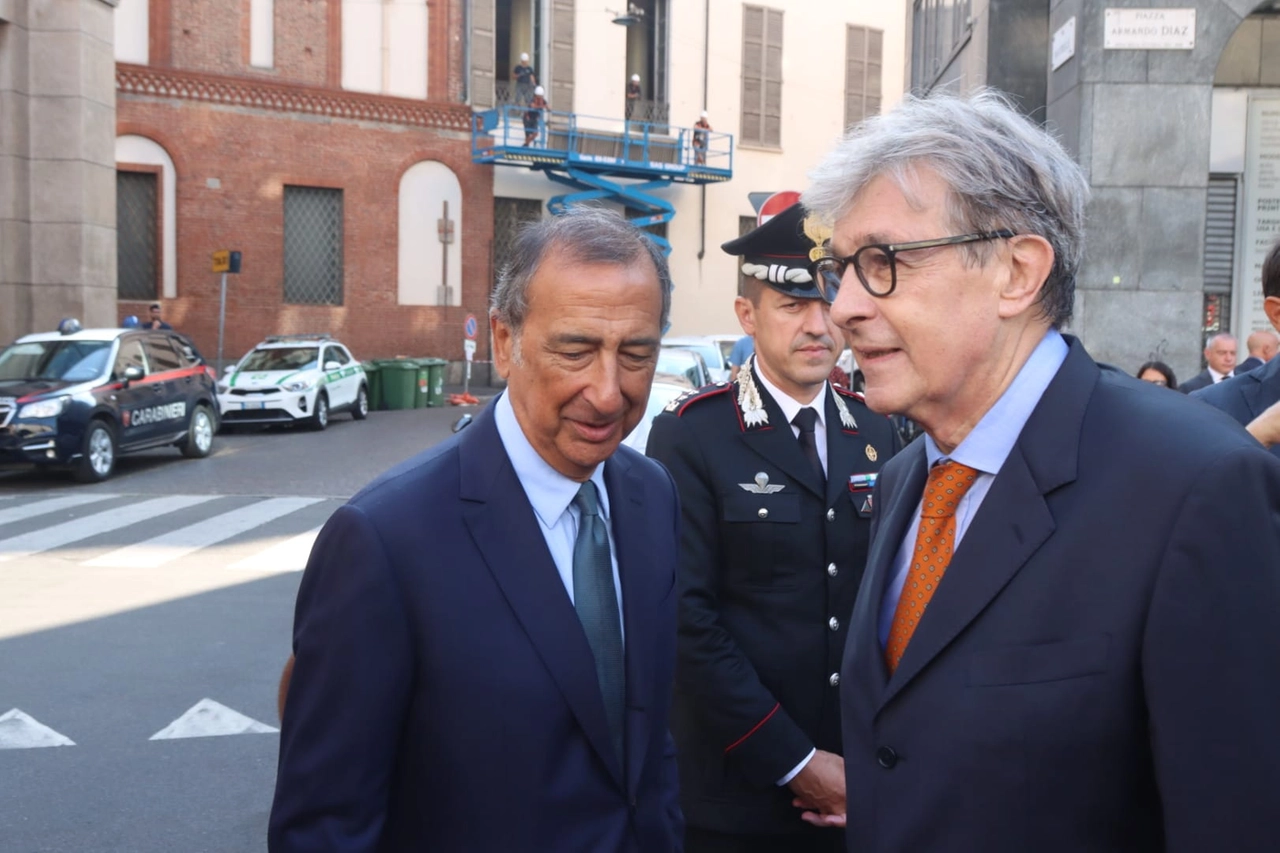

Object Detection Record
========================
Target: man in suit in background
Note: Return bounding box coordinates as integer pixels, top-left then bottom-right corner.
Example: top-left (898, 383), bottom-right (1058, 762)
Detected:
top-left (1235, 329), bottom-right (1278, 374)
top-left (269, 209), bottom-right (684, 852)
top-left (1195, 238), bottom-right (1280, 460)
top-left (647, 203), bottom-right (899, 852)
top-left (804, 90), bottom-right (1280, 852)
top-left (1179, 332), bottom-right (1236, 392)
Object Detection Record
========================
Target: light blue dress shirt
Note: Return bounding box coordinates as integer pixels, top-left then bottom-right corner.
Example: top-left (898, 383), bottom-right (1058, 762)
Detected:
top-left (878, 330), bottom-right (1069, 645)
top-left (494, 392), bottom-right (625, 635)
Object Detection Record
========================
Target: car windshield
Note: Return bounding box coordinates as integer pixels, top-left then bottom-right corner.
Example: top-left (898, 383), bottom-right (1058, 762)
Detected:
top-left (657, 348), bottom-right (705, 387)
top-left (0, 340), bottom-right (112, 382)
top-left (239, 347), bottom-right (319, 371)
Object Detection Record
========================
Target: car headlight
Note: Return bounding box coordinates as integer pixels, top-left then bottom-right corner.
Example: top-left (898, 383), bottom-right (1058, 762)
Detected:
top-left (18, 396), bottom-right (68, 419)
top-left (216, 382), bottom-right (230, 393)
top-left (283, 379), bottom-right (315, 392)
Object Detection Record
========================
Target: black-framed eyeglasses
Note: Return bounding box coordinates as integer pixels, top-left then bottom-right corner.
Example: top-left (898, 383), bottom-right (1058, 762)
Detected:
top-left (813, 229), bottom-right (1016, 302)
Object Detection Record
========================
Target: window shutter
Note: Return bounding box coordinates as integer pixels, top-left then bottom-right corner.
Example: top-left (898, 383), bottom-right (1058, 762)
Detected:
top-left (1204, 175), bottom-right (1239, 295)
top-left (764, 9), bottom-right (783, 147)
top-left (470, 0), bottom-right (495, 109)
top-left (551, 0), bottom-right (575, 112)
top-left (741, 6), bottom-right (764, 145)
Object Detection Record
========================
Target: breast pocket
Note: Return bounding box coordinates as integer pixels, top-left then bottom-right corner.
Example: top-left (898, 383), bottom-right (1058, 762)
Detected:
top-left (721, 491), bottom-right (801, 586)
top-left (968, 636), bottom-right (1111, 686)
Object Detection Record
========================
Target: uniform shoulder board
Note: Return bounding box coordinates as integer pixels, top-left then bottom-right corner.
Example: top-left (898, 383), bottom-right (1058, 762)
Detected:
top-left (663, 382), bottom-right (732, 416)
top-left (834, 385), bottom-right (867, 404)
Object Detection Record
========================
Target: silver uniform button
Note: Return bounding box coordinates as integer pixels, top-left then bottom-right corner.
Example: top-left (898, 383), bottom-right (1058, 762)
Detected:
top-left (829, 616), bottom-right (839, 631)
top-left (827, 562), bottom-right (837, 577)
top-left (829, 672), bottom-right (840, 686)
top-left (826, 508), bottom-right (835, 521)
top-left (758, 507), bottom-right (768, 519)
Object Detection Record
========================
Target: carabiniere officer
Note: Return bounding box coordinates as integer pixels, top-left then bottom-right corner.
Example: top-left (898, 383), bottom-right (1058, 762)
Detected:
top-left (646, 201), bottom-right (901, 852)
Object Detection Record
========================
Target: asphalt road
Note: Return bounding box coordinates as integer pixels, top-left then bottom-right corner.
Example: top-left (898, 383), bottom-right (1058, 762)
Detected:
top-left (0, 400), bottom-right (489, 853)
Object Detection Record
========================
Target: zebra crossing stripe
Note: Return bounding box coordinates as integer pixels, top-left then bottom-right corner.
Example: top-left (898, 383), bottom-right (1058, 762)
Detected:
top-left (0, 495), bottom-right (215, 563)
top-left (83, 497), bottom-right (324, 569)
top-left (228, 527), bottom-right (322, 573)
top-left (0, 493), bottom-right (118, 528)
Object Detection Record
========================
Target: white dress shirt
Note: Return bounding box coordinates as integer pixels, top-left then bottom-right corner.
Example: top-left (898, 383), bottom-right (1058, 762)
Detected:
top-left (1209, 367), bottom-right (1234, 384)
top-left (493, 392), bottom-right (624, 637)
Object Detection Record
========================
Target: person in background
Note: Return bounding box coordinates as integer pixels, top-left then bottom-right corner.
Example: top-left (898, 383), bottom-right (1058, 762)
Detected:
top-left (728, 334), bottom-right (754, 382)
top-left (693, 112), bottom-right (712, 165)
top-left (523, 85), bottom-right (548, 147)
top-left (1179, 332), bottom-right (1235, 392)
top-left (1135, 360), bottom-right (1177, 389)
top-left (147, 302), bottom-right (173, 330)
top-left (512, 52), bottom-right (536, 104)
top-left (626, 73), bottom-right (642, 119)
top-left (1236, 329), bottom-right (1279, 374)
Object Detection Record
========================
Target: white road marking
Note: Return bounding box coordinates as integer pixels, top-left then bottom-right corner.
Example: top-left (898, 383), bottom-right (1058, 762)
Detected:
top-left (228, 527), bottom-right (321, 573)
top-left (0, 493), bottom-right (118, 528)
top-left (149, 698), bottom-right (278, 740)
top-left (0, 495), bottom-right (215, 562)
top-left (0, 709), bottom-right (76, 749)
top-left (84, 497), bottom-right (323, 569)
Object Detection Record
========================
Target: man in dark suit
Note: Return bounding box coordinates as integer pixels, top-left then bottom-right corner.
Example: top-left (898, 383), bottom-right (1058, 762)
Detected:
top-left (1178, 332), bottom-right (1237, 392)
top-left (646, 202), bottom-right (899, 852)
top-left (802, 90), bottom-right (1280, 851)
top-left (269, 209), bottom-right (684, 852)
top-left (1234, 329), bottom-right (1278, 374)
top-left (1194, 239), bottom-right (1280, 460)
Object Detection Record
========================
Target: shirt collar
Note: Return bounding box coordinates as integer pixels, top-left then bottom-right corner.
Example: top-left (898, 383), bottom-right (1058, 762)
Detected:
top-left (494, 392), bottom-right (610, 527)
top-left (753, 360), bottom-right (829, 430)
top-left (923, 329), bottom-right (1069, 475)
top-left (1208, 367), bottom-right (1232, 382)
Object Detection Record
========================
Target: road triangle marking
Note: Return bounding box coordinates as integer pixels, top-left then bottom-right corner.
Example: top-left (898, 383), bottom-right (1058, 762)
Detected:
top-left (149, 698), bottom-right (279, 740)
top-left (0, 708), bottom-right (76, 749)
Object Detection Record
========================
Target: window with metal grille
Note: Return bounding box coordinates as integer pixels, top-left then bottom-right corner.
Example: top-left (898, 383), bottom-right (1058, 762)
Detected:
top-left (737, 215), bottom-right (756, 296)
top-left (117, 171), bottom-right (158, 301)
top-left (911, 0), bottom-right (971, 93)
top-left (741, 5), bottom-right (783, 148)
top-left (625, 206), bottom-right (668, 242)
top-left (845, 26), bottom-right (883, 128)
top-left (492, 197), bottom-right (544, 292)
top-left (283, 186), bottom-right (344, 305)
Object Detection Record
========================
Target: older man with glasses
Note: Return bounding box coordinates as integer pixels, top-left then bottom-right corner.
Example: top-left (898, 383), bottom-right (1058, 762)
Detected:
top-left (802, 90), bottom-right (1280, 851)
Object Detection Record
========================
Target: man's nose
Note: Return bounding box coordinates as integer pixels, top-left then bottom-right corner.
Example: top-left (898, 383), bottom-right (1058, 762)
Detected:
top-left (584, 356), bottom-right (625, 415)
top-left (830, 268), bottom-right (876, 328)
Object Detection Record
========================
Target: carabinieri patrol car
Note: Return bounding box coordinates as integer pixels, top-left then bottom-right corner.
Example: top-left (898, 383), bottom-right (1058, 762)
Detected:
top-left (0, 320), bottom-right (219, 483)
top-left (217, 335), bottom-right (368, 431)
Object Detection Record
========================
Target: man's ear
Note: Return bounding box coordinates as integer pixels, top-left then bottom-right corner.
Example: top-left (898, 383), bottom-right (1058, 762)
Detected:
top-left (1265, 296), bottom-right (1280, 333)
top-left (491, 313), bottom-right (514, 379)
top-left (734, 295), bottom-right (757, 336)
top-left (997, 234), bottom-right (1055, 320)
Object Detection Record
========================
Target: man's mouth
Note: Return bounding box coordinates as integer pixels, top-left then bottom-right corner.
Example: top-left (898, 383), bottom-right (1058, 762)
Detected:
top-left (570, 419), bottom-right (620, 442)
top-left (855, 347), bottom-right (901, 362)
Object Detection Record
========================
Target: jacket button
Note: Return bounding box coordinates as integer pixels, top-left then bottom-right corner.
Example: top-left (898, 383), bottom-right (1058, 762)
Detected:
top-left (758, 507), bottom-right (768, 519)
top-left (876, 747), bottom-right (898, 769)
top-left (827, 562), bottom-right (837, 577)
top-left (828, 616), bottom-right (839, 631)
top-left (826, 508), bottom-right (835, 521)
top-left (828, 672), bottom-right (840, 686)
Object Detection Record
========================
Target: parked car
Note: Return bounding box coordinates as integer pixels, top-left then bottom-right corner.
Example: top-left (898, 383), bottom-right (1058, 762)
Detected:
top-left (0, 322), bottom-right (219, 482)
top-left (623, 379), bottom-right (691, 452)
top-left (657, 346), bottom-right (712, 389)
top-left (217, 335), bottom-right (368, 431)
top-left (662, 335), bottom-right (732, 382)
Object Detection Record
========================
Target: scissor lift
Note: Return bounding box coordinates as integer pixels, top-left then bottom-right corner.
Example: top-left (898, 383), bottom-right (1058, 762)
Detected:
top-left (472, 105), bottom-right (734, 252)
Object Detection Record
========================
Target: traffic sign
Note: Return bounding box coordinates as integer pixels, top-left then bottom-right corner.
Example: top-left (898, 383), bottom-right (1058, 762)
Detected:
top-left (464, 314), bottom-right (478, 340)
top-left (463, 339), bottom-right (477, 361)
top-left (212, 250), bottom-right (230, 273)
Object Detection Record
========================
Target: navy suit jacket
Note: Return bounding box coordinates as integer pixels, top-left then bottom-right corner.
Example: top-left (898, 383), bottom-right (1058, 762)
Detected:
top-left (1193, 354), bottom-right (1280, 459)
top-left (269, 401), bottom-right (684, 852)
top-left (841, 339), bottom-right (1280, 852)
top-left (1178, 368), bottom-right (1217, 393)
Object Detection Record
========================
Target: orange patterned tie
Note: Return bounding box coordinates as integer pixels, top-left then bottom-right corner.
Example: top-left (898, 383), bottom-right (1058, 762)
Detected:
top-left (884, 460), bottom-right (980, 673)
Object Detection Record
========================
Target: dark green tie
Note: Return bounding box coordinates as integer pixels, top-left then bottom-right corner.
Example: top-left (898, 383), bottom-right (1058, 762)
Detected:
top-left (572, 481), bottom-right (625, 764)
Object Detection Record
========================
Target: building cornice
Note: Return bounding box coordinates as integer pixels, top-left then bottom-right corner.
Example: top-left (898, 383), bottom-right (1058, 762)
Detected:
top-left (116, 63), bottom-right (474, 132)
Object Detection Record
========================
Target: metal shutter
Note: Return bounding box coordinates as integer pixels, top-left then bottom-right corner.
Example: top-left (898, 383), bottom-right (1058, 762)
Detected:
top-left (1204, 175), bottom-right (1238, 295)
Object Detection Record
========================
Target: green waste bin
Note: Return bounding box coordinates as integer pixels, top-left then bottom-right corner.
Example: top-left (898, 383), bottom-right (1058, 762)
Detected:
top-left (418, 358), bottom-right (447, 407)
top-left (361, 362), bottom-right (382, 411)
top-left (375, 359), bottom-right (418, 410)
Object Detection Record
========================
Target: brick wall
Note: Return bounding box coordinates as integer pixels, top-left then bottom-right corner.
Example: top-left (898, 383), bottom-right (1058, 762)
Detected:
top-left (116, 93), bottom-right (494, 365)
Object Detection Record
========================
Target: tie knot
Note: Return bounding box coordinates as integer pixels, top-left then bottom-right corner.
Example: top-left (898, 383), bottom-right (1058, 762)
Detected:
top-left (792, 407), bottom-right (818, 434)
top-left (573, 480), bottom-right (600, 518)
top-left (920, 460), bottom-right (980, 518)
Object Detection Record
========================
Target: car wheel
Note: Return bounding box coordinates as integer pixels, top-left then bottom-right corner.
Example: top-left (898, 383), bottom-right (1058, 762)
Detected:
top-left (73, 419), bottom-right (117, 483)
top-left (181, 404), bottom-right (216, 458)
top-left (309, 392), bottom-right (329, 431)
top-left (352, 385), bottom-right (369, 420)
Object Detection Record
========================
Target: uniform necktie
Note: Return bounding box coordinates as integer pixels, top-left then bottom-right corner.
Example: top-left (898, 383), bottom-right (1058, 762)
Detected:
top-left (572, 481), bottom-right (625, 764)
top-left (884, 460), bottom-right (980, 673)
top-left (792, 407), bottom-right (824, 482)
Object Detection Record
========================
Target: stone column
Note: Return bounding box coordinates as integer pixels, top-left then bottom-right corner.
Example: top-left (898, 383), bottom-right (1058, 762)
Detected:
top-left (0, 0), bottom-right (116, 344)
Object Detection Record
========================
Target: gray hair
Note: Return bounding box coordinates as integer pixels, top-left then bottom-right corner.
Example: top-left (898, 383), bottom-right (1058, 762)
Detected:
top-left (490, 207), bottom-right (672, 334)
top-left (802, 89), bottom-right (1089, 328)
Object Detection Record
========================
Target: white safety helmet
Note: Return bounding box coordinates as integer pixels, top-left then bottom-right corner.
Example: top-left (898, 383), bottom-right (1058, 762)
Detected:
top-left (700, 110), bottom-right (708, 119)
top-left (631, 73), bottom-right (640, 82)
top-left (520, 52), bottom-right (530, 62)
top-left (534, 85), bottom-right (545, 96)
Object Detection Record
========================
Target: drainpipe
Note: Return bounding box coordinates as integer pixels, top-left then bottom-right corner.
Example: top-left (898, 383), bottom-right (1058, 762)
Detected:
top-left (462, 0), bottom-right (472, 104)
top-left (697, 0), bottom-right (710, 261)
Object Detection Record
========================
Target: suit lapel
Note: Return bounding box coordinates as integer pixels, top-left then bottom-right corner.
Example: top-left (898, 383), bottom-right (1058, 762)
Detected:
top-left (1239, 357), bottom-right (1280, 420)
top-left (876, 339), bottom-right (1096, 712)
top-left (459, 405), bottom-right (624, 786)
top-left (605, 453), bottom-right (657, 798)
top-left (739, 380), bottom-right (825, 497)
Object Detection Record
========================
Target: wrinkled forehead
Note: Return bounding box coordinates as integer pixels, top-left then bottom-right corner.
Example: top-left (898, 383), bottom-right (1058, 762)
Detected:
top-left (830, 162), bottom-right (959, 249)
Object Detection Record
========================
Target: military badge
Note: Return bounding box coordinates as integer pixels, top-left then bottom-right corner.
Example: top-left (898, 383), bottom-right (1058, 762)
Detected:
top-left (740, 472), bottom-right (785, 494)
top-left (737, 355), bottom-right (768, 427)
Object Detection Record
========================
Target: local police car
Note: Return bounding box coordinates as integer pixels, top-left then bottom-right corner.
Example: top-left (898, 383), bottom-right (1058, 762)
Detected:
top-left (217, 335), bottom-right (368, 430)
top-left (0, 322), bottom-right (219, 482)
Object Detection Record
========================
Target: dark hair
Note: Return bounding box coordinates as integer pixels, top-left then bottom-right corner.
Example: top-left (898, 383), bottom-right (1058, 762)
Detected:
top-left (150, 302), bottom-right (162, 310)
top-left (1263, 238), bottom-right (1280, 300)
top-left (1136, 361), bottom-right (1177, 389)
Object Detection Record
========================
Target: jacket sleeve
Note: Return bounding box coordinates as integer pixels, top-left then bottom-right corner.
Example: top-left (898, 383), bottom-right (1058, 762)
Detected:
top-left (1143, 446), bottom-right (1280, 851)
top-left (646, 412), bottom-right (813, 787)
top-left (268, 504), bottom-right (413, 852)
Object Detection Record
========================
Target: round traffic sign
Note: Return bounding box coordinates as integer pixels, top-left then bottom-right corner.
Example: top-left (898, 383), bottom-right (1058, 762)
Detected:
top-left (757, 190), bottom-right (801, 226)
top-left (464, 314), bottom-right (478, 340)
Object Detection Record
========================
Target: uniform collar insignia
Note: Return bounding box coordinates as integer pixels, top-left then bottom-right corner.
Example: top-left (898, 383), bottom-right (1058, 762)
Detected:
top-left (833, 387), bottom-right (858, 430)
top-left (737, 355), bottom-right (768, 428)
top-left (740, 471), bottom-right (785, 494)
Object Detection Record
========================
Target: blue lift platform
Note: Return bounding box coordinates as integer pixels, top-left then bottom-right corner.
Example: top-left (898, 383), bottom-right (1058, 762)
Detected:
top-left (471, 105), bottom-right (734, 252)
